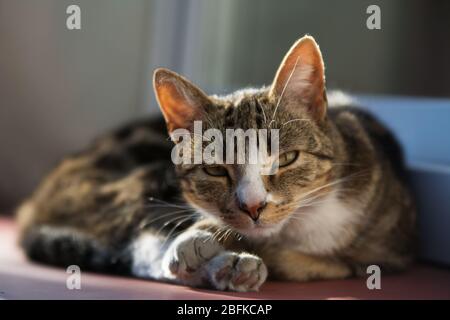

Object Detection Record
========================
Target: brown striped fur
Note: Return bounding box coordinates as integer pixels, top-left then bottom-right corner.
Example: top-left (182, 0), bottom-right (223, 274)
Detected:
top-left (17, 35), bottom-right (415, 285)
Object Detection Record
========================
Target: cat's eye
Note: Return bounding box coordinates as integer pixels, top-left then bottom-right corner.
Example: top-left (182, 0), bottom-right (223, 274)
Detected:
top-left (203, 166), bottom-right (228, 177)
top-left (278, 151), bottom-right (299, 167)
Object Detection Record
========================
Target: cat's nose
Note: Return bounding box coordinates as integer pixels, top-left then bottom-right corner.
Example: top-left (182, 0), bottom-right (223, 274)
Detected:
top-left (239, 200), bottom-right (267, 222)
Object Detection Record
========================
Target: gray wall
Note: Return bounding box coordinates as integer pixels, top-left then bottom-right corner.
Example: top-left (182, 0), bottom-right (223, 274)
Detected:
top-left (0, 0), bottom-right (153, 209)
top-left (0, 0), bottom-right (449, 210)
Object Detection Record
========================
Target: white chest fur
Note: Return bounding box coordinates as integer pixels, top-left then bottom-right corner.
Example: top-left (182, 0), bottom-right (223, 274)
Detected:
top-left (281, 193), bottom-right (360, 255)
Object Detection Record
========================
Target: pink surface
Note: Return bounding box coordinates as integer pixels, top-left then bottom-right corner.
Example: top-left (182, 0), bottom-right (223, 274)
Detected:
top-left (1, 217), bottom-right (449, 300)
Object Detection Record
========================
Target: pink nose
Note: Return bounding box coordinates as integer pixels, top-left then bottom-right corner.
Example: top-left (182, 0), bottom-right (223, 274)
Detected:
top-left (238, 200), bottom-right (267, 221)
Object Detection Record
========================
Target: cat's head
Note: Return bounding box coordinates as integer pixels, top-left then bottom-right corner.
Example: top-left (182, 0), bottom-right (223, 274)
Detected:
top-left (153, 35), bottom-right (336, 238)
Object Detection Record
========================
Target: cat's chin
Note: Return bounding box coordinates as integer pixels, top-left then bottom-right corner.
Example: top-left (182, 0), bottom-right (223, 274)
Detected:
top-left (238, 224), bottom-right (283, 239)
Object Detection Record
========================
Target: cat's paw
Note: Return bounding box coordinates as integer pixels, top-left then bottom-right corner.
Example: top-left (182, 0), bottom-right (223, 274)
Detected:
top-left (206, 251), bottom-right (268, 292)
top-left (162, 229), bottom-right (224, 286)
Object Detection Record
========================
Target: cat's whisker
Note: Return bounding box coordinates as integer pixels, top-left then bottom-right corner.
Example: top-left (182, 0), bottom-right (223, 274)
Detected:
top-left (161, 215), bottom-right (198, 247)
top-left (217, 229), bottom-right (229, 242)
top-left (292, 190), bottom-right (329, 210)
top-left (138, 209), bottom-right (195, 230)
top-left (298, 193), bottom-right (331, 205)
top-left (222, 229), bottom-right (232, 243)
top-left (210, 229), bottom-right (223, 243)
top-left (287, 215), bottom-right (307, 223)
top-left (160, 213), bottom-right (195, 228)
top-left (201, 226), bottom-right (219, 243)
top-left (295, 191), bottom-right (333, 209)
top-left (154, 214), bottom-right (197, 238)
top-left (226, 228), bottom-right (240, 242)
top-left (206, 230), bottom-right (218, 243)
top-left (219, 228), bottom-right (233, 243)
top-left (270, 56), bottom-right (300, 128)
top-left (144, 201), bottom-right (191, 210)
top-left (144, 204), bottom-right (191, 210)
top-left (282, 118), bottom-right (311, 127)
top-left (297, 191), bottom-right (327, 205)
top-left (296, 198), bottom-right (334, 210)
top-left (295, 187), bottom-right (364, 212)
top-left (199, 110), bottom-right (215, 129)
top-left (212, 228), bottom-right (228, 243)
top-left (218, 228), bottom-right (231, 242)
top-left (295, 170), bottom-right (370, 208)
top-left (259, 104), bottom-right (268, 126)
top-left (204, 227), bottom-right (222, 243)
top-left (290, 172), bottom-right (368, 212)
top-left (330, 162), bottom-right (364, 167)
top-left (147, 197), bottom-right (190, 209)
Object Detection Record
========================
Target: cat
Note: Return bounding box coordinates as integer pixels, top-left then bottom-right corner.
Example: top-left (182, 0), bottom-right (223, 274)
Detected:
top-left (17, 35), bottom-right (416, 292)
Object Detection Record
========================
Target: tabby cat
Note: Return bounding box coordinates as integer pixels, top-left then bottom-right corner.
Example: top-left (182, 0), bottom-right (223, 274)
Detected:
top-left (17, 35), bottom-right (416, 292)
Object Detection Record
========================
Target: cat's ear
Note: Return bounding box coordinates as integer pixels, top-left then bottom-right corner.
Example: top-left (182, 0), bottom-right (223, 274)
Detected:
top-left (153, 68), bottom-right (211, 134)
top-left (269, 35), bottom-right (327, 122)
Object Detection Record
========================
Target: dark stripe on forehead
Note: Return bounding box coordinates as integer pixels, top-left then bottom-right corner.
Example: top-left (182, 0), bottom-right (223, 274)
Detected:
top-left (224, 97), bottom-right (268, 130)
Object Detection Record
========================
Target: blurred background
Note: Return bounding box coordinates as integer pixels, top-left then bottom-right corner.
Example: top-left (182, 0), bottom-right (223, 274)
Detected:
top-left (0, 0), bottom-right (449, 212)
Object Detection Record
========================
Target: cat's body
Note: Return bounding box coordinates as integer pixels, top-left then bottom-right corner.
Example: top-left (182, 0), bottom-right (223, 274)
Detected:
top-left (17, 36), bottom-right (416, 291)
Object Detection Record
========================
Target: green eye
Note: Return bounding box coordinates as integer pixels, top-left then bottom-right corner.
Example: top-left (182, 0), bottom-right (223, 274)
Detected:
top-left (278, 151), bottom-right (299, 167)
top-left (203, 166), bottom-right (228, 177)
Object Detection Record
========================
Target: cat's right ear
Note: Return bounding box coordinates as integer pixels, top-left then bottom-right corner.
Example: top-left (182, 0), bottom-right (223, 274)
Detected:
top-left (269, 35), bottom-right (327, 122)
top-left (153, 68), bottom-right (211, 134)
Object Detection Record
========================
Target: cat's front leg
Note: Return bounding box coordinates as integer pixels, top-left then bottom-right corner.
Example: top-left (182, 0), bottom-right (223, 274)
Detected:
top-left (161, 229), bottom-right (224, 287)
top-left (204, 251), bottom-right (268, 292)
top-left (161, 229), bottom-right (268, 291)
top-left (259, 248), bottom-right (352, 281)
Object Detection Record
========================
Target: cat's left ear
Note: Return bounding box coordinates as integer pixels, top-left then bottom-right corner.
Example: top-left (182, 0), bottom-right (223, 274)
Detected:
top-left (269, 35), bottom-right (327, 122)
top-left (153, 68), bottom-right (212, 135)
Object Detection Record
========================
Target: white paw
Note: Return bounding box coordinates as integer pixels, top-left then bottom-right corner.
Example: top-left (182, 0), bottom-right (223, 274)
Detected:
top-left (206, 252), bottom-right (268, 292)
top-left (161, 229), bottom-right (224, 286)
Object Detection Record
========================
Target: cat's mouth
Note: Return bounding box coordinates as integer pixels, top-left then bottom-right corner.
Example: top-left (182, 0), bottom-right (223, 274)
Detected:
top-left (222, 213), bottom-right (284, 238)
top-left (192, 203), bottom-right (285, 238)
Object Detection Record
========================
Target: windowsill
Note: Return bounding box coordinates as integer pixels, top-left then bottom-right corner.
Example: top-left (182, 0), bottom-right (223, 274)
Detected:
top-left (1, 217), bottom-right (449, 300)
